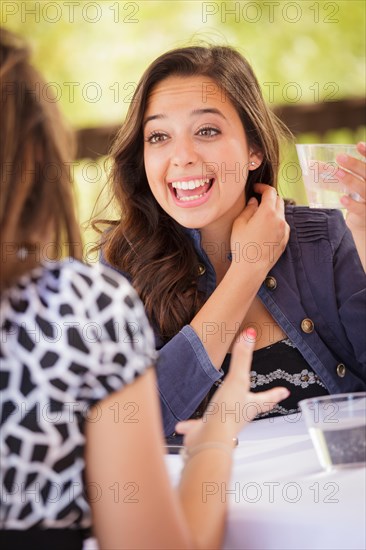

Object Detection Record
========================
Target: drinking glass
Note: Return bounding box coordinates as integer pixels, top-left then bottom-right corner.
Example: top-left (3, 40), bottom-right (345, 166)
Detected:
top-left (296, 143), bottom-right (363, 209)
top-left (299, 393), bottom-right (366, 471)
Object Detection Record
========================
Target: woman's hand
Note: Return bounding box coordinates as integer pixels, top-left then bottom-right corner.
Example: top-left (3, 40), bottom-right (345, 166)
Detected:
top-left (176, 328), bottom-right (289, 449)
top-left (336, 141), bottom-right (366, 270)
top-left (230, 184), bottom-right (290, 277)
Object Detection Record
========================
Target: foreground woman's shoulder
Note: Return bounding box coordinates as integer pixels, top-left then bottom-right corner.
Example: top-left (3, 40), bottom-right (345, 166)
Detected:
top-left (53, 258), bottom-right (142, 303)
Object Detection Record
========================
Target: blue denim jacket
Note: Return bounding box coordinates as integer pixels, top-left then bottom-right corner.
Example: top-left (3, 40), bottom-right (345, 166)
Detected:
top-left (103, 206), bottom-right (366, 435)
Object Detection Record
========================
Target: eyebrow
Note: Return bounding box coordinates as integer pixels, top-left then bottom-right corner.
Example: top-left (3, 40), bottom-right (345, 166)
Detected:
top-left (143, 108), bottom-right (227, 128)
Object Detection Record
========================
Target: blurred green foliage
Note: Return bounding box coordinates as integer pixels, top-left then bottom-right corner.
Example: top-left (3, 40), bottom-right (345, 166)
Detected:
top-left (2, 1), bottom-right (365, 125)
top-left (2, 0), bottom-right (365, 246)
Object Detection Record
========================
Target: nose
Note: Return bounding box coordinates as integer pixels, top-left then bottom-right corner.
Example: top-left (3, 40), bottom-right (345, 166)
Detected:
top-left (170, 135), bottom-right (198, 167)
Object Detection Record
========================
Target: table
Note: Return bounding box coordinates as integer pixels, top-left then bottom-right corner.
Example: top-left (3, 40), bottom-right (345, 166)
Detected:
top-left (166, 413), bottom-right (366, 550)
top-left (85, 413), bottom-right (365, 550)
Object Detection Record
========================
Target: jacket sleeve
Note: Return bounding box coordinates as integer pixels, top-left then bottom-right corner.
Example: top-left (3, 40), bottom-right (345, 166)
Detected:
top-left (330, 213), bottom-right (366, 367)
top-left (294, 207), bottom-right (366, 375)
top-left (155, 325), bottom-right (222, 436)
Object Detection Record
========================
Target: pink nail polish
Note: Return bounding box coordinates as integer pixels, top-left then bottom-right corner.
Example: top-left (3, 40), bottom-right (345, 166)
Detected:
top-left (245, 327), bottom-right (257, 341)
top-left (336, 154), bottom-right (348, 164)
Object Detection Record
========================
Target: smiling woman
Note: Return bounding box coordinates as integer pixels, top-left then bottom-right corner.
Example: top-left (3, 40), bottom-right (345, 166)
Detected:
top-left (1, 30), bottom-right (291, 550)
top-left (99, 45), bottom-right (366, 439)
top-left (101, 46), bottom-right (286, 339)
top-left (143, 75), bottom-right (262, 228)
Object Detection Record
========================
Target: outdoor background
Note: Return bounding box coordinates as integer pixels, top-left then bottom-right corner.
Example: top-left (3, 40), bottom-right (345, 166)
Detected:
top-left (2, 0), bottom-right (365, 251)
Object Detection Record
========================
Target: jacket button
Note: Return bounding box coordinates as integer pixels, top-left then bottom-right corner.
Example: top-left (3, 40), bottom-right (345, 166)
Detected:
top-left (301, 318), bottom-right (314, 333)
top-left (198, 264), bottom-right (206, 276)
top-left (265, 276), bottom-right (277, 290)
top-left (336, 363), bottom-right (346, 378)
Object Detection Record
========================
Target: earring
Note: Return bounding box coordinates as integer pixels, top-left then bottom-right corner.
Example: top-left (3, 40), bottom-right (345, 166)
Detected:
top-left (17, 246), bottom-right (29, 261)
top-left (250, 161), bottom-right (256, 166)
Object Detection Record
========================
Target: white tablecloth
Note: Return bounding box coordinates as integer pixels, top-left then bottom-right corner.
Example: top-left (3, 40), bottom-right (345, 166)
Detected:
top-left (85, 413), bottom-right (366, 550)
top-left (166, 413), bottom-right (366, 550)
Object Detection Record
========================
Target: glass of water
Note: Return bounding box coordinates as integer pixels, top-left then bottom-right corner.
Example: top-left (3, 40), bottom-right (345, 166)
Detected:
top-left (299, 393), bottom-right (366, 471)
top-left (296, 144), bottom-right (364, 209)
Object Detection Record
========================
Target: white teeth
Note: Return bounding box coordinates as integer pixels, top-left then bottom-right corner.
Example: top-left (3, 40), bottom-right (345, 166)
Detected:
top-left (171, 178), bottom-right (209, 190)
top-left (178, 192), bottom-right (205, 202)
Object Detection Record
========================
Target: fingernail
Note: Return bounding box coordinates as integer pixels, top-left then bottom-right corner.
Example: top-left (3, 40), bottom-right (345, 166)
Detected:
top-left (247, 197), bottom-right (257, 205)
top-left (336, 154), bottom-right (348, 164)
top-left (280, 389), bottom-right (290, 399)
top-left (244, 327), bottom-right (257, 342)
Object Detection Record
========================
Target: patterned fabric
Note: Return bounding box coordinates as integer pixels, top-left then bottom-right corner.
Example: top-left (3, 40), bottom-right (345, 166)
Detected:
top-left (250, 338), bottom-right (328, 418)
top-left (0, 260), bottom-right (156, 530)
top-left (201, 338), bottom-right (328, 422)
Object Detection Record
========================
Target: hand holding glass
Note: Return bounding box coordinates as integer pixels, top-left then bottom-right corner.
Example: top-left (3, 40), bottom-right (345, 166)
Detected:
top-left (296, 144), bottom-right (364, 209)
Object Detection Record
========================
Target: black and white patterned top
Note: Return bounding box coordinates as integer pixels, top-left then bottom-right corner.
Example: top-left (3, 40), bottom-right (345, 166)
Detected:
top-left (0, 260), bottom-right (156, 530)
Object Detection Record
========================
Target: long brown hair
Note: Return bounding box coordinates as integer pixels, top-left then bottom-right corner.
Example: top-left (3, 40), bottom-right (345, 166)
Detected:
top-left (101, 45), bottom-right (290, 340)
top-left (0, 28), bottom-right (81, 290)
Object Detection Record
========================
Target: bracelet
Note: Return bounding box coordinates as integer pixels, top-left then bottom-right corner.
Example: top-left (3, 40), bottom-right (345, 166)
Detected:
top-left (180, 439), bottom-right (238, 466)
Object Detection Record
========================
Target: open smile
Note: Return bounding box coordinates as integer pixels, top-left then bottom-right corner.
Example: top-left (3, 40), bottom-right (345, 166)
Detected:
top-left (169, 177), bottom-right (215, 207)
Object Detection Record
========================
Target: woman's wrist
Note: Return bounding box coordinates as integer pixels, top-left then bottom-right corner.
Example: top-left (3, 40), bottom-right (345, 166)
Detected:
top-left (180, 439), bottom-right (238, 467)
top-left (226, 259), bottom-right (269, 291)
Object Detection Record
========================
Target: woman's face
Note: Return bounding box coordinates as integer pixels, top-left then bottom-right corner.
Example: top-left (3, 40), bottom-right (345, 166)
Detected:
top-left (143, 75), bottom-right (262, 234)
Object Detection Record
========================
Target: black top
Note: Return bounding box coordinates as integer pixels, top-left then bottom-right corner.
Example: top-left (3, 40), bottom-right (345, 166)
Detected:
top-left (221, 338), bottom-right (328, 418)
top-left (166, 337), bottom-right (329, 447)
top-left (190, 337), bottom-right (329, 421)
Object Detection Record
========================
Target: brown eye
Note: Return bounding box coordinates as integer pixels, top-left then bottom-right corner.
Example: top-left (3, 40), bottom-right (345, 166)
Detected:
top-left (146, 132), bottom-right (168, 144)
top-left (197, 126), bottom-right (220, 138)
